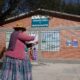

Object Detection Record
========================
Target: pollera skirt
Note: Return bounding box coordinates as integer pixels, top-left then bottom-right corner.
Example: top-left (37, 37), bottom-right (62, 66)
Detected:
top-left (1, 54), bottom-right (32, 80)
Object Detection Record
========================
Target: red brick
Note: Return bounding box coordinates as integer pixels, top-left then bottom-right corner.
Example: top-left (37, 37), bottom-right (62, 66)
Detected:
top-left (0, 16), bottom-right (80, 59)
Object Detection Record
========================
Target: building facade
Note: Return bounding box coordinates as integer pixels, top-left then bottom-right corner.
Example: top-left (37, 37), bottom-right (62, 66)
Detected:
top-left (0, 9), bottom-right (80, 61)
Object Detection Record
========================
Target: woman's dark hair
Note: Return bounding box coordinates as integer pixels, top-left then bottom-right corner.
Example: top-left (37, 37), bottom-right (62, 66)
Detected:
top-left (13, 27), bottom-right (26, 31)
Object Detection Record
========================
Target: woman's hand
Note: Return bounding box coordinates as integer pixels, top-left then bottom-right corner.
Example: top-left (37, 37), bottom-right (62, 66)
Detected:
top-left (34, 41), bottom-right (38, 44)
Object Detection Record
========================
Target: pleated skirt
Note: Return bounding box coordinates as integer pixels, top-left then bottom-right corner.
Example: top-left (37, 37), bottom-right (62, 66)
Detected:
top-left (1, 55), bottom-right (32, 80)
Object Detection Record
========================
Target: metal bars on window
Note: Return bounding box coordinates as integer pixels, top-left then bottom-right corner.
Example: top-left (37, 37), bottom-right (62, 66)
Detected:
top-left (41, 31), bottom-right (60, 51)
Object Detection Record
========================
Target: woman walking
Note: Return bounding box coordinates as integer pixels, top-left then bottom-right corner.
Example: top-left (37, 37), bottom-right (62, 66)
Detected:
top-left (1, 23), bottom-right (35, 80)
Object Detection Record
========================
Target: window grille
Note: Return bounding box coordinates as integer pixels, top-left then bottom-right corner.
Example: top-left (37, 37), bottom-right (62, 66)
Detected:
top-left (41, 31), bottom-right (60, 51)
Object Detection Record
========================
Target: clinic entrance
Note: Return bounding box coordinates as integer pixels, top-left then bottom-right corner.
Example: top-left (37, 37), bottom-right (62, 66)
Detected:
top-left (27, 28), bottom-right (60, 62)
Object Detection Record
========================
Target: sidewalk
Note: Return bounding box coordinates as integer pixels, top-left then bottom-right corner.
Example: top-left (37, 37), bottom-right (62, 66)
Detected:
top-left (32, 62), bottom-right (80, 80)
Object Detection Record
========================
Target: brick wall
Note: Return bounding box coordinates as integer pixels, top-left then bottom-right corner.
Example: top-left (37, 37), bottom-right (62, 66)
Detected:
top-left (41, 16), bottom-right (80, 59)
top-left (42, 30), bottom-right (80, 59)
top-left (1, 17), bottom-right (31, 29)
top-left (0, 16), bottom-right (80, 59)
top-left (49, 17), bottom-right (80, 27)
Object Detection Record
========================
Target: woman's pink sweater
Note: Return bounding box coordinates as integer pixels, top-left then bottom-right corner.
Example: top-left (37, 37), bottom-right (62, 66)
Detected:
top-left (5, 32), bottom-right (34, 60)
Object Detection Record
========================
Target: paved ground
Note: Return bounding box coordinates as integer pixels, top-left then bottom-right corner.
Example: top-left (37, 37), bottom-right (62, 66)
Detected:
top-left (1, 62), bottom-right (80, 80)
top-left (32, 62), bottom-right (80, 80)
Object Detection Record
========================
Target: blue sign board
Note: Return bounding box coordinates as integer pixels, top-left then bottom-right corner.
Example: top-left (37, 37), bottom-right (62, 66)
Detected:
top-left (66, 39), bottom-right (78, 47)
top-left (72, 40), bottom-right (78, 47)
top-left (32, 18), bottom-right (49, 27)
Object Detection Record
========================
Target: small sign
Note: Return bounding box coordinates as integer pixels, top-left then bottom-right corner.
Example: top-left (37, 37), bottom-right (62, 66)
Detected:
top-left (32, 19), bottom-right (49, 27)
top-left (72, 39), bottom-right (78, 47)
top-left (66, 40), bottom-right (72, 47)
top-left (32, 15), bottom-right (49, 27)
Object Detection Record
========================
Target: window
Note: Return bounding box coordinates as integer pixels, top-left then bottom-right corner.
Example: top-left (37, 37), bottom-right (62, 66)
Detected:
top-left (41, 31), bottom-right (60, 51)
top-left (6, 32), bottom-right (12, 49)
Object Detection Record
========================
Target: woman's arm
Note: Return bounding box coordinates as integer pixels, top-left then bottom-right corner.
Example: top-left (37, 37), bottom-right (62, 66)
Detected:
top-left (18, 32), bottom-right (35, 41)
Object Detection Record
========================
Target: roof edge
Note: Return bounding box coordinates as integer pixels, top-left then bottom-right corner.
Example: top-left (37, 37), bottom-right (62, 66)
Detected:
top-left (0, 8), bottom-right (80, 26)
